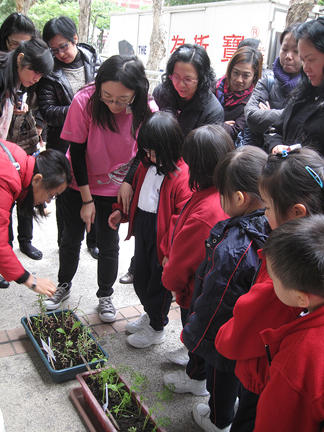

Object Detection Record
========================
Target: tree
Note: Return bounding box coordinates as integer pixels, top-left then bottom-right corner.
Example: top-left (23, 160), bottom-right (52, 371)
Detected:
top-left (78, 0), bottom-right (91, 42)
top-left (15, 0), bottom-right (37, 14)
top-left (286, 0), bottom-right (317, 26)
top-left (146, 0), bottom-right (166, 71)
top-left (29, 0), bottom-right (79, 34)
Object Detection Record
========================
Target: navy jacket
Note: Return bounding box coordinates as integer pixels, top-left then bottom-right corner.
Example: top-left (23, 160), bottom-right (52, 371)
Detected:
top-left (182, 209), bottom-right (271, 370)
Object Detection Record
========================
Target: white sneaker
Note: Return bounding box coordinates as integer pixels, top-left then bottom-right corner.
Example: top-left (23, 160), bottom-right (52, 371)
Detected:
top-left (193, 403), bottom-right (231, 432)
top-left (44, 283), bottom-right (71, 311)
top-left (163, 370), bottom-right (209, 396)
top-left (99, 296), bottom-right (117, 323)
top-left (165, 346), bottom-right (189, 366)
top-left (126, 323), bottom-right (165, 348)
top-left (125, 313), bottom-right (150, 333)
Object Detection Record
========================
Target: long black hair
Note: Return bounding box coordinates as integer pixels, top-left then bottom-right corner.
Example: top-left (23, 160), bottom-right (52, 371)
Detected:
top-left (19, 149), bottom-right (72, 219)
top-left (0, 38), bottom-right (53, 109)
top-left (89, 55), bottom-right (152, 139)
top-left (161, 43), bottom-right (216, 100)
top-left (0, 12), bottom-right (36, 51)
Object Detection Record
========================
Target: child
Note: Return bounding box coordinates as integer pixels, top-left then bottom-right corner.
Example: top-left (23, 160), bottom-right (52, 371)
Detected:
top-left (163, 146), bottom-right (270, 432)
top-left (254, 215), bottom-right (324, 432)
top-left (108, 111), bottom-right (192, 348)
top-left (162, 125), bottom-right (234, 367)
top-left (216, 147), bottom-right (324, 432)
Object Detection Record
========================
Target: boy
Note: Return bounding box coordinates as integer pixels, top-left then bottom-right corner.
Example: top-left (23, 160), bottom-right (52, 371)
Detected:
top-left (251, 215), bottom-right (324, 432)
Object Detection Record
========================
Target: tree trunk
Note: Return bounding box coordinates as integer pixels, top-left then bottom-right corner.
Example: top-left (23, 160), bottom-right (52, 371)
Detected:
top-left (286, 0), bottom-right (316, 27)
top-left (79, 0), bottom-right (92, 43)
top-left (16, 0), bottom-right (38, 15)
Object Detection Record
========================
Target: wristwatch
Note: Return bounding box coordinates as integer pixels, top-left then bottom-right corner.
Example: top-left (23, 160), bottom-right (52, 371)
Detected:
top-left (29, 276), bottom-right (37, 291)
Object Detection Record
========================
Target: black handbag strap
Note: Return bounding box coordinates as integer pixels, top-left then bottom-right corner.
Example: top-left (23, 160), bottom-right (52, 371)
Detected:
top-left (0, 140), bottom-right (20, 171)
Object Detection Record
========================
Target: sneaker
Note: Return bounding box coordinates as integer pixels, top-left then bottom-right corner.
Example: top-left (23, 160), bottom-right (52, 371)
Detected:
top-left (125, 313), bottom-right (150, 333)
top-left (162, 370), bottom-right (209, 396)
top-left (164, 346), bottom-right (189, 366)
top-left (126, 323), bottom-right (165, 348)
top-left (44, 283), bottom-right (71, 310)
top-left (99, 296), bottom-right (117, 323)
top-left (193, 403), bottom-right (231, 432)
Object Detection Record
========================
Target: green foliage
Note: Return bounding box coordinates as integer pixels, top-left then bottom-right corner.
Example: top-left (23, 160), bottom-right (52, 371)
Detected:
top-left (165, 0), bottom-right (224, 5)
top-left (0, 0), bottom-right (16, 24)
top-left (29, 0), bottom-right (79, 34)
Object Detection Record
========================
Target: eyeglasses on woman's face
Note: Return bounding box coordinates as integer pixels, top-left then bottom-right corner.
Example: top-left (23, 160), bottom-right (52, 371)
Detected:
top-left (100, 93), bottom-right (136, 107)
top-left (50, 41), bottom-right (70, 57)
top-left (169, 74), bottom-right (198, 87)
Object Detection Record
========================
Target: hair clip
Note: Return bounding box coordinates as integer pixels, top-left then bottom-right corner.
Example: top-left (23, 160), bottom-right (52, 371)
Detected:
top-left (305, 166), bottom-right (324, 188)
top-left (281, 150), bottom-right (289, 157)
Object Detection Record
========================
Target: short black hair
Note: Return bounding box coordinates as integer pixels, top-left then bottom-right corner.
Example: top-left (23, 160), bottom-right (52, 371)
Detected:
top-left (137, 111), bottom-right (184, 178)
top-left (182, 125), bottom-right (234, 191)
top-left (263, 215), bottom-right (324, 298)
top-left (214, 145), bottom-right (268, 202)
top-left (237, 38), bottom-right (260, 50)
top-left (43, 16), bottom-right (78, 44)
top-left (259, 147), bottom-right (324, 225)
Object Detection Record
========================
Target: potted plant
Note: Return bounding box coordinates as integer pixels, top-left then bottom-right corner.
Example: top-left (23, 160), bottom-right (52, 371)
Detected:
top-left (72, 364), bottom-right (171, 432)
top-left (21, 296), bottom-right (108, 383)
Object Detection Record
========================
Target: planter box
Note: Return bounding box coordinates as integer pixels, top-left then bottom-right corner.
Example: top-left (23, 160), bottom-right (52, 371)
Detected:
top-left (21, 310), bottom-right (108, 383)
top-left (76, 368), bottom-right (167, 432)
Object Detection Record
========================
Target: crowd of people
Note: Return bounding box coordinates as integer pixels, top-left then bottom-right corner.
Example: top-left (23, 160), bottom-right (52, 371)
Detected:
top-left (1, 11), bottom-right (324, 432)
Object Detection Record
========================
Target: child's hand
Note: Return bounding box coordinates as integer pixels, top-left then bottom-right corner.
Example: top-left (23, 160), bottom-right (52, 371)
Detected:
top-left (117, 182), bottom-right (134, 214)
top-left (259, 101), bottom-right (271, 110)
top-left (162, 256), bottom-right (169, 267)
top-left (108, 210), bottom-right (122, 230)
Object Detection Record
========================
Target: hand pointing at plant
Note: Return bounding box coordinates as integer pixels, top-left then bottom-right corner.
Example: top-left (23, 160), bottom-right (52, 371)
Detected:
top-left (24, 275), bottom-right (56, 297)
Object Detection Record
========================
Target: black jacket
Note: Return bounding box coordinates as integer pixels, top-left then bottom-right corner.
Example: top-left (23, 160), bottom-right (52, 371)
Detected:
top-left (36, 43), bottom-right (101, 154)
top-left (182, 209), bottom-right (270, 371)
top-left (152, 84), bottom-right (224, 137)
top-left (263, 86), bottom-right (324, 155)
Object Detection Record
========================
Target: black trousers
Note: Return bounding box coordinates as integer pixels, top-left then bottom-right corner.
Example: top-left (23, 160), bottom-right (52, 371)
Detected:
top-left (186, 350), bottom-right (206, 381)
top-left (230, 384), bottom-right (259, 432)
top-left (9, 204), bottom-right (34, 247)
top-left (133, 209), bottom-right (172, 331)
top-left (206, 361), bottom-right (240, 429)
top-left (58, 187), bottom-right (119, 298)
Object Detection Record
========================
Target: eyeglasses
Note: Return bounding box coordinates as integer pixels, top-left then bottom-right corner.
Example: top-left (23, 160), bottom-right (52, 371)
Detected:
top-left (143, 148), bottom-right (156, 158)
top-left (169, 74), bottom-right (198, 86)
top-left (7, 38), bottom-right (21, 50)
top-left (50, 41), bottom-right (70, 56)
top-left (100, 93), bottom-right (136, 107)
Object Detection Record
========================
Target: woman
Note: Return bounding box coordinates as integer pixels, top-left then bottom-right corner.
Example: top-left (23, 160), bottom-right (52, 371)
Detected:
top-left (152, 43), bottom-right (224, 137)
top-left (245, 25), bottom-right (302, 147)
top-left (0, 140), bottom-right (71, 296)
top-left (0, 37), bottom-right (53, 288)
top-left (215, 46), bottom-right (263, 141)
top-left (0, 13), bottom-right (46, 269)
top-left (44, 55), bottom-right (156, 323)
top-left (37, 16), bottom-right (101, 255)
top-left (264, 18), bottom-right (324, 155)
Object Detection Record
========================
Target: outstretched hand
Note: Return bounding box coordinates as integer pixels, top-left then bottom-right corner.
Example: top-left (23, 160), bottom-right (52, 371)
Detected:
top-left (108, 210), bottom-right (122, 230)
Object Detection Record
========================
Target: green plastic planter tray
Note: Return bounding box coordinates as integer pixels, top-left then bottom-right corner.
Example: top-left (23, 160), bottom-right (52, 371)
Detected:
top-left (21, 309), bottom-right (108, 383)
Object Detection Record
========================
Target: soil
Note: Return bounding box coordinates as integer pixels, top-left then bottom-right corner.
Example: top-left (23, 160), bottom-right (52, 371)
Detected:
top-left (28, 311), bottom-right (103, 370)
top-left (86, 374), bottom-right (157, 432)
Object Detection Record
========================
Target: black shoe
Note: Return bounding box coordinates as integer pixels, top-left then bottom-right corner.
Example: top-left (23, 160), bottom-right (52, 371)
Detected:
top-left (0, 276), bottom-right (9, 289)
top-left (119, 271), bottom-right (133, 284)
top-left (88, 247), bottom-right (99, 260)
top-left (20, 244), bottom-right (43, 260)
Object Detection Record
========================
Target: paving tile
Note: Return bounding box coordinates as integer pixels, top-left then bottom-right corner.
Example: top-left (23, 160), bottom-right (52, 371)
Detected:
top-left (7, 327), bottom-right (27, 341)
top-left (168, 308), bottom-right (181, 321)
top-left (119, 306), bottom-right (140, 319)
top-left (13, 339), bottom-right (34, 354)
top-left (0, 343), bottom-right (15, 358)
top-left (110, 320), bottom-right (127, 333)
top-left (0, 331), bottom-right (8, 343)
top-left (90, 324), bottom-right (116, 338)
top-left (134, 304), bottom-right (144, 314)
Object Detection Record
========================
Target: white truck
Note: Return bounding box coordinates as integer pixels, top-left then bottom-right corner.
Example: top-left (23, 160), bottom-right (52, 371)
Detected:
top-left (106, 0), bottom-right (294, 77)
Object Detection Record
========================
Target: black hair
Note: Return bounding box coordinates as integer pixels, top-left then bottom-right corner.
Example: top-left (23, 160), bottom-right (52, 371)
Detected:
top-left (161, 43), bottom-right (215, 100)
top-left (182, 125), bottom-right (234, 191)
top-left (226, 46), bottom-right (263, 88)
top-left (89, 54), bottom-right (152, 139)
top-left (19, 149), bottom-right (72, 219)
top-left (263, 215), bottom-right (324, 298)
top-left (0, 38), bottom-right (53, 109)
top-left (42, 16), bottom-right (78, 44)
top-left (137, 111), bottom-right (184, 178)
top-left (259, 147), bottom-right (324, 225)
top-left (293, 18), bottom-right (324, 100)
top-left (279, 23), bottom-right (300, 45)
top-left (0, 12), bottom-right (36, 51)
top-left (237, 38), bottom-right (260, 50)
top-left (214, 145), bottom-right (268, 203)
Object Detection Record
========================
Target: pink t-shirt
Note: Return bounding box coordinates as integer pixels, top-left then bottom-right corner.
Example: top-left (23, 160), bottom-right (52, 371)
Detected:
top-left (61, 85), bottom-right (143, 196)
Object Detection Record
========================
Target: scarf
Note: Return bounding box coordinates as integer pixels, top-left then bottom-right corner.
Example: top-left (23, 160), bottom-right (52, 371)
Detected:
top-left (272, 57), bottom-right (301, 96)
top-left (215, 76), bottom-right (254, 107)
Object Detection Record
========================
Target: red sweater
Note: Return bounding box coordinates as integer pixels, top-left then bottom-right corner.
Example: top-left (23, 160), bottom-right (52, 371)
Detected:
top-left (254, 304), bottom-right (324, 432)
top-left (115, 159), bottom-right (191, 265)
top-left (162, 188), bottom-right (227, 309)
top-left (0, 140), bottom-right (35, 281)
top-left (215, 252), bottom-right (301, 395)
